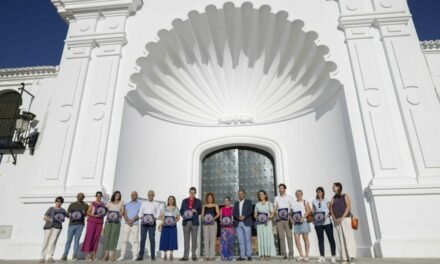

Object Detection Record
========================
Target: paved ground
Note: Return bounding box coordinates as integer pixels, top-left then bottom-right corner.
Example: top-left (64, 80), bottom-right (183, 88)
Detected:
top-left (1, 258), bottom-right (440, 264)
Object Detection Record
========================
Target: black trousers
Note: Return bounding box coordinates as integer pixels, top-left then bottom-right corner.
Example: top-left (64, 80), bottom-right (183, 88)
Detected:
top-left (315, 223), bottom-right (336, 257)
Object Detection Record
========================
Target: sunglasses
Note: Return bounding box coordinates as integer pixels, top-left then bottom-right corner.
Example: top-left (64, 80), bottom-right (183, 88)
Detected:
top-left (318, 202), bottom-right (321, 208)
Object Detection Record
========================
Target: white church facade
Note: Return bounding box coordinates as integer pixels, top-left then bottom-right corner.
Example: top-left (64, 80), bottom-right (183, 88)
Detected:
top-left (0, 0), bottom-right (440, 260)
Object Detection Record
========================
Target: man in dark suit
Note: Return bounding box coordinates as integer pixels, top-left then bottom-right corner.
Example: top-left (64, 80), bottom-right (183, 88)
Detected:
top-left (233, 189), bottom-right (254, 261)
top-left (179, 187), bottom-right (202, 261)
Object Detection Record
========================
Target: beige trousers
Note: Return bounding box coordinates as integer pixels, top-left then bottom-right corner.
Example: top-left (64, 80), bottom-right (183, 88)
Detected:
top-left (120, 224), bottom-right (140, 258)
top-left (276, 220), bottom-right (293, 256)
top-left (334, 218), bottom-right (357, 261)
top-left (203, 223), bottom-right (217, 258)
top-left (41, 228), bottom-right (61, 260)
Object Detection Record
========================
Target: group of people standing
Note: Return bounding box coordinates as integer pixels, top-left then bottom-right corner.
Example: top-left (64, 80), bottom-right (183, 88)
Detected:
top-left (39, 183), bottom-right (357, 264)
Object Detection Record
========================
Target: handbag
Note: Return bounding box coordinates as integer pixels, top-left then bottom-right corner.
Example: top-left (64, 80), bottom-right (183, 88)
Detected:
top-left (304, 200), bottom-right (314, 223)
top-left (351, 216), bottom-right (359, 230)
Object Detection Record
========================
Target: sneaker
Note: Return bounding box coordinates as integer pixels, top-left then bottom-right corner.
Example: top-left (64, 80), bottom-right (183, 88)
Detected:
top-left (72, 257), bottom-right (79, 262)
top-left (296, 257), bottom-right (304, 262)
top-left (304, 257), bottom-right (310, 262)
top-left (117, 256), bottom-right (125, 261)
top-left (316, 257), bottom-right (325, 263)
top-left (60, 256), bottom-right (67, 261)
top-left (180, 257), bottom-right (189, 261)
top-left (135, 256), bottom-right (143, 261)
top-left (247, 257), bottom-right (252, 261)
top-left (350, 258), bottom-right (357, 264)
top-left (192, 256), bottom-right (198, 261)
top-left (48, 258), bottom-right (55, 263)
top-left (330, 256), bottom-right (336, 263)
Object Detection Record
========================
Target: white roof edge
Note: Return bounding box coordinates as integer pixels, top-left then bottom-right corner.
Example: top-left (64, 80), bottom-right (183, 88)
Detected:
top-left (0, 65), bottom-right (60, 78)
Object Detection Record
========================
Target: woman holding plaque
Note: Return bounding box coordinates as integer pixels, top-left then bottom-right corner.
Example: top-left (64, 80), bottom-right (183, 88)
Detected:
top-left (201, 192), bottom-right (220, 261)
top-left (39, 196), bottom-right (66, 264)
top-left (330, 182), bottom-right (357, 264)
top-left (82, 191), bottom-right (106, 261)
top-left (254, 190), bottom-right (276, 260)
top-left (220, 197), bottom-right (234, 261)
top-left (102, 191), bottom-right (124, 261)
top-left (291, 190), bottom-right (312, 262)
top-left (159, 196), bottom-right (180, 260)
top-left (312, 187), bottom-right (336, 263)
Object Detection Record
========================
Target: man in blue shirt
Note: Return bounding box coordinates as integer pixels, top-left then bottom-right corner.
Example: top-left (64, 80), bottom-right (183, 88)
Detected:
top-left (118, 191), bottom-right (141, 261)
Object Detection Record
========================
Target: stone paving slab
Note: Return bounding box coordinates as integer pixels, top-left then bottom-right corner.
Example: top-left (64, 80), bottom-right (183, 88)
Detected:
top-left (1, 259), bottom-right (440, 264)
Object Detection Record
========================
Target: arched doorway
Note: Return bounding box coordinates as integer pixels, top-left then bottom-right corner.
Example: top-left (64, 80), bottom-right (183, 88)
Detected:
top-left (200, 146), bottom-right (278, 256)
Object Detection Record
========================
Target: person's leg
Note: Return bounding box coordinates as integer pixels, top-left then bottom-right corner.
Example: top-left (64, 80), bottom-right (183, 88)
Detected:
top-left (324, 224), bottom-right (337, 257)
top-left (236, 223), bottom-right (245, 259)
top-left (191, 223), bottom-right (198, 258)
top-left (202, 225), bottom-right (210, 259)
top-left (148, 225), bottom-right (156, 258)
top-left (285, 221), bottom-right (294, 257)
top-left (73, 225), bottom-right (84, 258)
top-left (41, 229), bottom-right (52, 260)
top-left (294, 234), bottom-right (304, 257)
top-left (334, 222), bottom-right (346, 261)
top-left (103, 223), bottom-right (112, 251)
top-left (342, 218), bottom-right (356, 260)
top-left (303, 233), bottom-right (310, 257)
top-left (277, 221), bottom-right (286, 257)
top-left (138, 224), bottom-right (147, 258)
top-left (120, 224), bottom-right (131, 258)
top-left (131, 225), bottom-right (140, 258)
top-left (243, 225), bottom-right (252, 257)
top-left (209, 223), bottom-right (217, 258)
top-left (315, 225), bottom-right (325, 257)
top-left (183, 223), bottom-right (190, 259)
top-left (47, 228), bottom-right (62, 259)
top-left (110, 222), bottom-right (121, 260)
top-left (62, 225), bottom-right (75, 258)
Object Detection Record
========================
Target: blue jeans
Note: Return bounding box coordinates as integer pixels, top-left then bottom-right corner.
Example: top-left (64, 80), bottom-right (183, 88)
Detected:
top-left (63, 225), bottom-right (84, 257)
top-left (236, 222), bottom-right (252, 258)
top-left (139, 224), bottom-right (156, 258)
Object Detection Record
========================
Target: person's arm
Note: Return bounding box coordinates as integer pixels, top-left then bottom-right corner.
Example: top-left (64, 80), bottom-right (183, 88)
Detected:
top-left (123, 204), bottom-right (130, 223)
top-left (180, 200), bottom-right (185, 216)
top-left (243, 201), bottom-right (253, 218)
top-left (305, 201), bottom-right (312, 218)
top-left (233, 204), bottom-right (240, 222)
top-left (253, 204), bottom-right (258, 219)
top-left (87, 203), bottom-right (94, 217)
top-left (197, 200), bottom-right (202, 215)
top-left (155, 203), bottom-right (162, 219)
top-left (159, 209), bottom-right (165, 222)
top-left (342, 194), bottom-right (352, 218)
top-left (120, 202), bottom-right (125, 219)
top-left (43, 208), bottom-right (52, 222)
top-left (269, 202), bottom-right (275, 219)
top-left (274, 197), bottom-right (278, 211)
top-left (175, 208), bottom-right (181, 222)
top-left (201, 205), bottom-right (205, 219)
top-left (214, 205), bottom-right (220, 220)
top-left (65, 204), bottom-right (71, 218)
top-left (329, 198), bottom-right (337, 224)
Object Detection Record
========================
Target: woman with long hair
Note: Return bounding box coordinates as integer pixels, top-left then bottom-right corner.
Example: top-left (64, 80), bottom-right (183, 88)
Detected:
top-left (82, 191), bottom-right (106, 261)
top-left (159, 196), bottom-right (180, 261)
top-left (254, 190), bottom-right (276, 260)
top-left (220, 197), bottom-right (234, 261)
top-left (201, 192), bottom-right (220, 261)
top-left (291, 190), bottom-right (312, 262)
top-left (102, 191), bottom-right (124, 261)
top-left (330, 183), bottom-right (357, 264)
top-left (312, 187), bottom-right (336, 263)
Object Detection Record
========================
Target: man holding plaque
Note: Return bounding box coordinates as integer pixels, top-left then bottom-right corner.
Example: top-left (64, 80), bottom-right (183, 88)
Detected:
top-left (137, 190), bottom-right (162, 261)
top-left (274, 183), bottom-right (295, 259)
top-left (40, 196), bottom-right (66, 264)
top-left (118, 191), bottom-right (141, 261)
top-left (61, 192), bottom-right (88, 261)
top-left (233, 189), bottom-right (254, 261)
top-left (179, 187), bottom-right (202, 261)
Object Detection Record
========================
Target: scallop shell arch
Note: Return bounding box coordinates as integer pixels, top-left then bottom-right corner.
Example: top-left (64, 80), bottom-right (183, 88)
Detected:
top-left (129, 2), bottom-right (342, 126)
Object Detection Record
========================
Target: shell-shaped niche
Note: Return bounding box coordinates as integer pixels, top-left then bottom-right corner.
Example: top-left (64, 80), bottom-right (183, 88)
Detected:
top-left (129, 2), bottom-right (341, 126)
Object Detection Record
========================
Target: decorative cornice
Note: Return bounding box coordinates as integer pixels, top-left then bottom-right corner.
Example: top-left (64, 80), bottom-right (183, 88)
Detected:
top-left (0, 66), bottom-right (59, 79)
top-left (420, 40), bottom-right (440, 50)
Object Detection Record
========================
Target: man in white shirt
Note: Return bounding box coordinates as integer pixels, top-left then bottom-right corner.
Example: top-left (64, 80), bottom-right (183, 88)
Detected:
top-left (136, 190), bottom-right (162, 261)
top-left (274, 183), bottom-right (295, 259)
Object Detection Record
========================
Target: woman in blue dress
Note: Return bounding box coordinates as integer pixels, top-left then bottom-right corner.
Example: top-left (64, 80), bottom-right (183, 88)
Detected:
top-left (159, 196), bottom-right (180, 261)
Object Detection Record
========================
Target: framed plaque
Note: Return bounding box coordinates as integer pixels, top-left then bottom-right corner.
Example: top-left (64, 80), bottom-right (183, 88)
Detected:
top-left (256, 212), bottom-right (269, 225)
top-left (183, 209), bottom-right (194, 220)
top-left (70, 210), bottom-right (84, 221)
top-left (314, 212), bottom-right (325, 226)
top-left (142, 214), bottom-right (155, 225)
top-left (107, 211), bottom-right (120, 223)
top-left (203, 213), bottom-right (214, 225)
top-left (292, 211), bottom-right (303, 225)
top-left (95, 205), bottom-right (108, 217)
top-left (53, 212), bottom-right (66, 223)
top-left (221, 216), bottom-right (233, 227)
top-left (163, 215), bottom-right (176, 227)
top-left (277, 208), bottom-right (289, 221)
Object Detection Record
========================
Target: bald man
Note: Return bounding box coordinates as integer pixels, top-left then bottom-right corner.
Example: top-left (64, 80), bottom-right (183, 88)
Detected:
top-left (136, 190), bottom-right (162, 261)
top-left (118, 191), bottom-right (141, 261)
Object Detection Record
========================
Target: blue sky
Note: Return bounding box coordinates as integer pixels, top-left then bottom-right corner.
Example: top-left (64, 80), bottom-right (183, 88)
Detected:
top-left (0, 0), bottom-right (438, 68)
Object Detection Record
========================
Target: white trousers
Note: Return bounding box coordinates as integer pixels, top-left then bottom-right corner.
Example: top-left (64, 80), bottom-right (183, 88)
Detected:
top-left (41, 228), bottom-right (61, 260)
top-left (120, 224), bottom-right (140, 258)
top-left (334, 218), bottom-right (357, 261)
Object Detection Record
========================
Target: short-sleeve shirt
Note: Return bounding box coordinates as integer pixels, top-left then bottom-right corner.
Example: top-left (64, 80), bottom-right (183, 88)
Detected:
top-left (274, 194), bottom-right (294, 209)
top-left (67, 202), bottom-right (89, 225)
top-left (291, 200), bottom-right (309, 217)
top-left (312, 198), bottom-right (331, 225)
top-left (43, 207), bottom-right (67, 230)
top-left (125, 200), bottom-right (142, 225)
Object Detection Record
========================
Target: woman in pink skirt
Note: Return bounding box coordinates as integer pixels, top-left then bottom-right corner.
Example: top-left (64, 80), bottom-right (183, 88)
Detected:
top-left (82, 191), bottom-right (106, 261)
